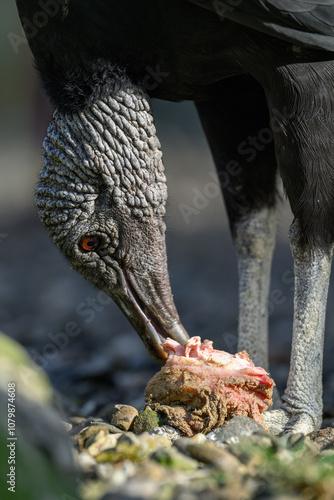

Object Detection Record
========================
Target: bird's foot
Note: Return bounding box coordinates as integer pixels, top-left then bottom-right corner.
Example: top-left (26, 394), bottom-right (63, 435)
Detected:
top-left (264, 409), bottom-right (319, 436)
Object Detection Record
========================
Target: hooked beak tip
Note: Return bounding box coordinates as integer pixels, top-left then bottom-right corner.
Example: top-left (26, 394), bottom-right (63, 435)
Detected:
top-left (115, 272), bottom-right (189, 364)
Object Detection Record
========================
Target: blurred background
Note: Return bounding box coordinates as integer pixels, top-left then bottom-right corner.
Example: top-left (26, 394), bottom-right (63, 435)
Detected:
top-left (1, 3), bottom-right (333, 417)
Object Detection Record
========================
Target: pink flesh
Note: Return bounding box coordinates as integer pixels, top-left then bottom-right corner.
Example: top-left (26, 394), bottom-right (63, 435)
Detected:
top-left (147, 336), bottom-right (275, 432)
top-left (163, 336), bottom-right (272, 387)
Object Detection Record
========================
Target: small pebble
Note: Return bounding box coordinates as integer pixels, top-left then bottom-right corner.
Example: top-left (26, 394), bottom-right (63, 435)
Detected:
top-left (151, 446), bottom-right (198, 470)
top-left (80, 424), bottom-right (113, 441)
top-left (96, 463), bottom-right (114, 480)
top-left (87, 432), bottom-right (122, 457)
top-left (85, 429), bottom-right (109, 450)
top-left (175, 439), bottom-right (238, 466)
top-left (70, 420), bottom-right (121, 437)
top-left (76, 451), bottom-right (97, 472)
top-left (149, 425), bottom-right (182, 443)
top-left (190, 433), bottom-right (207, 444)
top-left (117, 432), bottom-right (141, 446)
top-left (311, 427), bottom-right (334, 450)
top-left (110, 404), bottom-right (139, 431)
top-left (207, 417), bottom-right (266, 445)
top-left (173, 437), bottom-right (194, 454)
top-left (95, 431), bottom-right (170, 464)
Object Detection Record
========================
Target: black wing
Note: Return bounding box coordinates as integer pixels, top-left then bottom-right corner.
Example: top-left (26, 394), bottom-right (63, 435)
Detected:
top-left (188, 0), bottom-right (334, 51)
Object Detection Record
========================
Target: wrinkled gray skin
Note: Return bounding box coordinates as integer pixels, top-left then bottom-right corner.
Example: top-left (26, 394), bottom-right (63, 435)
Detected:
top-left (36, 77), bottom-right (188, 363)
top-left (36, 75), bottom-right (332, 434)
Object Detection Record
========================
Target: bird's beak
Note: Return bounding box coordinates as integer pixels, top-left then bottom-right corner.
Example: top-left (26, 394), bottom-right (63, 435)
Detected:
top-left (113, 268), bottom-right (189, 364)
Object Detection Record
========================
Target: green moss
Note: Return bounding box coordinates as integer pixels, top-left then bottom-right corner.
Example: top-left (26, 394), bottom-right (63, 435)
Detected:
top-left (132, 407), bottom-right (162, 434)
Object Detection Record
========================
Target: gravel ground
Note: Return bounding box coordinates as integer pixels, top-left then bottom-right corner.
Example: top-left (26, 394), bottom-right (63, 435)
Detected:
top-left (1, 332), bottom-right (334, 500)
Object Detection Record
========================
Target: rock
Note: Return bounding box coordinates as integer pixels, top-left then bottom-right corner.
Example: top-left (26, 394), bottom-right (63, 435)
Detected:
top-left (76, 451), bottom-right (97, 472)
top-left (100, 433), bottom-right (123, 451)
top-left (132, 407), bottom-right (161, 434)
top-left (190, 433), bottom-right (207, 444)
top-left (133, 461), bottom-right (167, 482)
top-left (72, 422), bottom-right (124, 452)
top-left (96, 462), bottom-right (114, 480)
top-left (117, 432), bottom-right (141, 446)
top-left (151, 446), bottom-right (198, 470)
top-left (101, 476), bottom-right (160, 500)
top-left (174, 438), bottom-right (241, 468)
top-left (80, 424), bottom-right (113, 440)
top-left (212, 450), bottom-right (244, 478)
top-left (87, 432), bottom-right (122, 457)
top-left (311, 427), bottom-right (334, 450)
top-left (85, 429), bottom-right (109, 450)
top-left (110, 404), bottom-right (139, 431)
top-left (95, 432), bottom-right (170, 464)
top-left (320, 447), bottom-right (334, 457)
top-left (207, 416), bottom-right (267, 445)
top-left (69, 419), bottom-right (121, 437)
top-left (173, 436), bottom-right (196, 454)
top-left (149, 425), bottom-right (183, 443)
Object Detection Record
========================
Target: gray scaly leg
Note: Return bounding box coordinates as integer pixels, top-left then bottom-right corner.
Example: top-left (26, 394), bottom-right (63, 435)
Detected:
top-left (265, 221), bottom-right (333, 434)
top-left (234, 206), bottom-right (276, 372)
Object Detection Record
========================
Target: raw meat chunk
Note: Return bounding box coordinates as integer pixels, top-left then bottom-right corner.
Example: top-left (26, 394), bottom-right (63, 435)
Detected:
top-left (145, 336), bottom-right (274, 436)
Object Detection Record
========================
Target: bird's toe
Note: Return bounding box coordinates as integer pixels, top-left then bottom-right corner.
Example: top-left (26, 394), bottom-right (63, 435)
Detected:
top-left (281, 413), bottom-right (318, 436)
top-left (264, 408), bottom-right (290, 435)
top-left (264, 409), bottom-right (319, 436)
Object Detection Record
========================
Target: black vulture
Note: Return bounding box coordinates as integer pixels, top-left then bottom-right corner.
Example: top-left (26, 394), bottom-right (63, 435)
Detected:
top-left (15, 0), bottom-right (334, 434)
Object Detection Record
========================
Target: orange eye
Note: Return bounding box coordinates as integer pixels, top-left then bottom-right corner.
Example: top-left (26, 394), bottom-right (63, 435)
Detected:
top-left (79, 236), bottom-right (101, 252)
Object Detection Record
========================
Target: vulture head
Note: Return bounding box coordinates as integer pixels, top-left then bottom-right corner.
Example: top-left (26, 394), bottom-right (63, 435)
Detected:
top-left (35, 75), bottom-right (189, 363)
